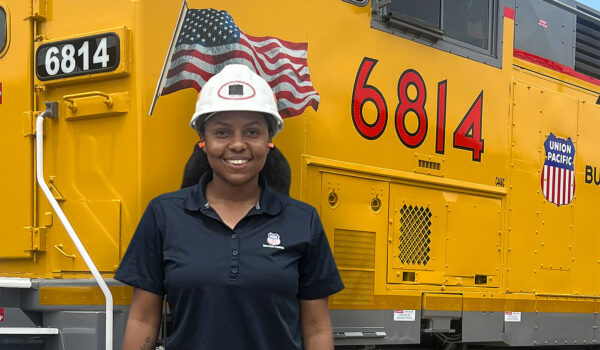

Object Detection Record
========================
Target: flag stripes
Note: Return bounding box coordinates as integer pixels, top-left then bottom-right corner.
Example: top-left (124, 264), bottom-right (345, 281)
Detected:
top-left (159, 8), bottom-right (319, 118)
top-left (541, 165), bottom-right (574, 206)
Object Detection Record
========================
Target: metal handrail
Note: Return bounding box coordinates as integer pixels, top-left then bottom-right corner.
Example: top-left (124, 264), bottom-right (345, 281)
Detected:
top-left (36, 103), bottom-right (114, 350)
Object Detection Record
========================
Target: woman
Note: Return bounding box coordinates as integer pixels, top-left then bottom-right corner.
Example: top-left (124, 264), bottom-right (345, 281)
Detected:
top-left (115, 64), bottom-right (344, 350)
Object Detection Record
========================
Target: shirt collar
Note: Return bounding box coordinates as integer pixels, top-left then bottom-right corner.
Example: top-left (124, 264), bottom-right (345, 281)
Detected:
top-left (184, 172), bottom-right (283, 216)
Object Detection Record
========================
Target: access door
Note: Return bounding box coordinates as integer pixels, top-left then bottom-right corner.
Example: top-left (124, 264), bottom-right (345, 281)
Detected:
top-left (0, 2), bottom-right (35, 259)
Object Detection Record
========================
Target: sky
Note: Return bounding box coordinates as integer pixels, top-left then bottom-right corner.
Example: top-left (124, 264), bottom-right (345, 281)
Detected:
top-left (575, 0), bottom-right (600, 11)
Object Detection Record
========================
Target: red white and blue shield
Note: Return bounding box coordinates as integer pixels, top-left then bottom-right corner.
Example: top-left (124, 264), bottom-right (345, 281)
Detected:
top-left (541, 133), bottom-right (575, 207)
top-left (266, 232), bottom-right (281, 246)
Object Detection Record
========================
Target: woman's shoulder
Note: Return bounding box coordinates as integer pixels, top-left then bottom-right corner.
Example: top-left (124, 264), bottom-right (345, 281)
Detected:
top-left (276, 193), bottom-right (317, 216)
top-left (148, 186), bottom-right (196, 208)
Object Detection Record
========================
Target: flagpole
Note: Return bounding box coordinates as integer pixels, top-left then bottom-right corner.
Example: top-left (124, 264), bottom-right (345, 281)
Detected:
top-left (148, 0), bottom-right (188, 116)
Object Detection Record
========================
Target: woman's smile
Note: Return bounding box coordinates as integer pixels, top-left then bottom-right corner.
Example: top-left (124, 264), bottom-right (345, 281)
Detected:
top-left (202, 110), bottom-right (270, 188)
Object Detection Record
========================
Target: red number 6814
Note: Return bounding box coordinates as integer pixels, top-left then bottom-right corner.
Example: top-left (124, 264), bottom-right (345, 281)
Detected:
top-left (351, 57), bottom-right (484, 162)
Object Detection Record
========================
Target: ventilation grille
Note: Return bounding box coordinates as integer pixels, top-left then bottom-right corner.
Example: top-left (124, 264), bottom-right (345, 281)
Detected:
top-left (332, 229), bottom-right (376, 306)
top-left (575, 10), bottom-right (600, 79)
top-left (418, 159), bottom-right (441, 171)
top-left (398, 204), bottom-right (432, 266)
top-left (331, 270), bottom-right (374, 305)
top-left (415, 153), bottom-right (443, 176)
top-left (334, 229), bottom-right (375, 269)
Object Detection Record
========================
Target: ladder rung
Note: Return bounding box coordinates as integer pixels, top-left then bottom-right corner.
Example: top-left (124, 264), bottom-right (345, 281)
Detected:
top-left (0, 327), bottom-right (59, 335)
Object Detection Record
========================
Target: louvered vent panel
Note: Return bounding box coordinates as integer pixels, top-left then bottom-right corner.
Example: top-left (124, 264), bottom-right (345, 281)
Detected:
top-left (334, 229), bottom-right (375, 269)
top-left (398, 204), bottom-right (431, 266)
top-left (575, 11), bottom-right (600, 79)
top-left (332, 229), bottom-right (375, 306)
top-left (331, 270), bottom-right (374, 305)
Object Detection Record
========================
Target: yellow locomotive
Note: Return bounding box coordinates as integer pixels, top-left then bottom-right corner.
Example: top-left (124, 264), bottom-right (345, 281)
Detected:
top-left (1, 0), bottom-right (600, 348)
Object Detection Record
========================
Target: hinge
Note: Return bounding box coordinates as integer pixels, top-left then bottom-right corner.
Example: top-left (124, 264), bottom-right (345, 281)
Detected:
top-left (30, 0), bottom-right (47, 21)
top-left (23, 107), bottom-right (50, 136)
top-left (35, 84), bottom-right (47, 93)
top-left (23, 226), bottom-right (47, 252)
top-left (23, 111), bottom-right (34, 136)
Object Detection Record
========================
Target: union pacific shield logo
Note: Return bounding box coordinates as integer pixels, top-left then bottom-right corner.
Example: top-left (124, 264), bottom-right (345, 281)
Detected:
top-left (541, 133), bottom-right (575, 207)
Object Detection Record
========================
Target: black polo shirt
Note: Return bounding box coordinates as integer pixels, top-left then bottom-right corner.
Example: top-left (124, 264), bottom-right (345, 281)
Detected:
top-left (115, 175), bottom-right (344, 350)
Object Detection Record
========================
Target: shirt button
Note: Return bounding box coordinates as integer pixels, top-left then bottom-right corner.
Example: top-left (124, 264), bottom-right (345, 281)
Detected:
top-left (231, 267), bottom-right (238, 273)
top-left (232, 234), bottom-right (237, 239)
top-left (232, 250), bottom-right (238, 256)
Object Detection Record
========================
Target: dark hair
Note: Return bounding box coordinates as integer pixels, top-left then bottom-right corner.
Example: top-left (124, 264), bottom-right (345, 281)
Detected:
top-left (181, 143), bottom-right (291, 195)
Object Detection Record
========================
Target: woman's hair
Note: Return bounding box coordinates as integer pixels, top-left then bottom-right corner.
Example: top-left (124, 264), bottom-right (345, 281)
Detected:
top-left (181, 143), bottom-right (292, 195)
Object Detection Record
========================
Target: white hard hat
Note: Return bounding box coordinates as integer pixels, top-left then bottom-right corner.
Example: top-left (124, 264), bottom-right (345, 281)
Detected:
top-left (189, 64), bottom-right (283, 137)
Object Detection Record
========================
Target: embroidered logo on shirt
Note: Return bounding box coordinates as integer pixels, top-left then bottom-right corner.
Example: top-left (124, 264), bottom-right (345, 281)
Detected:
top-left (263, 232), bottom-right (284, 250)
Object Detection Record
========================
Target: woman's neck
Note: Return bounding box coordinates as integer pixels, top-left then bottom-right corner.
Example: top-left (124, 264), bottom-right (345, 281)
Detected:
top-left (205, 174), bottom-right (262, 205)
top-left (204, 173), bottom-right (262, 229)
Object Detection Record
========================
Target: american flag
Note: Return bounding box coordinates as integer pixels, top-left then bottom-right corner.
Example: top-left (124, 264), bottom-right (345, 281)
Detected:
top-left (159, 7), bottom-right (319, 118)
top-left (541, 133), bottom-right (575, 207)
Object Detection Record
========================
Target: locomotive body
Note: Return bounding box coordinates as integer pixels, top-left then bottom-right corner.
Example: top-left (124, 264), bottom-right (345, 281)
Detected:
top-left (0, 0), bottom-right (599, 348)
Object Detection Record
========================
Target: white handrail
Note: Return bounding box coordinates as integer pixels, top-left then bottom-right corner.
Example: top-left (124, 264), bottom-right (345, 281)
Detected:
top-left (0, 277), bottom-right (32, 288)
top-left (36, 110), bottom-right (113, 350)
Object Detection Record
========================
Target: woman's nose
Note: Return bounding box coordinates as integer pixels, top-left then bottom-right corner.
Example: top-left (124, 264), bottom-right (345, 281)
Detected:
top-left (228, 132), bottom-right (246, 151)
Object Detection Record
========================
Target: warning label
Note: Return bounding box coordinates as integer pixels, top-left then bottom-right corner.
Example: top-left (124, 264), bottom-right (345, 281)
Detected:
top-left (393, 309), bottom-right (416, 321)
top-left (504, 311), bottom-right (521, 322)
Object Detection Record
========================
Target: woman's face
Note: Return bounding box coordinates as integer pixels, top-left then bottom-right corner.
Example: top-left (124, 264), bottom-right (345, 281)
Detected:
top-left (202, 111), bottom-right (270, 188)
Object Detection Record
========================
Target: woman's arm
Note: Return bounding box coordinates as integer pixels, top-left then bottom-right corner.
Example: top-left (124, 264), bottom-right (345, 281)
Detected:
top-left (122, 288), bottom-right (163, 350)
top-left (300, 297), bottom-right (334, 350)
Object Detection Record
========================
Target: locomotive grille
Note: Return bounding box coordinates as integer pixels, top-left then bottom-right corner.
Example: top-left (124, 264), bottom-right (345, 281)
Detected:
top-left (398, 204), bottom-right (431, 266)
top-left (575, 9), bottom-right (600, 79)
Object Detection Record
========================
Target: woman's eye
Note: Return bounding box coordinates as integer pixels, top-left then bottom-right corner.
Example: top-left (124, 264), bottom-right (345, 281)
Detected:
top-left (247, 129), bottom-right (260, 137)
top-left (215, 130), bottom-right (229, 137)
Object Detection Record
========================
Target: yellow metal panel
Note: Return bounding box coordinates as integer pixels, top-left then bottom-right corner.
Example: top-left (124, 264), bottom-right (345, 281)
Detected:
top-left (536, 268), bottom-right (572, 295)
top-left (422, 293), bottom-right (462, 312)
top-left (535, 297), bottom-right (596, 314)
top-left (320, 172), bottom-right (388, 309)
top-left (572, 98), bottom-right (600, 296)
top-left (539, 87), bottom-right (578, 274)
top-left (463, 293), bottom-right (505, 312)
top-left (62, 91), bottom-right (129, 121)
top-left (445, 194), bottom-right (501, 282)
top-left (504, 294), bottom-right (537, 313)
top-left (0, 1), bottom-right (33, 260)
top-left (507, 81), bottom-right (544, 293)
top-left (388, 183), bottom-right (445, 285)
top-left (50, 200), bottom-right (120, 273)
top-left (539, 200), bottom-right (573, 271)
top-left (39, 285), bottom-right (132, 306)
